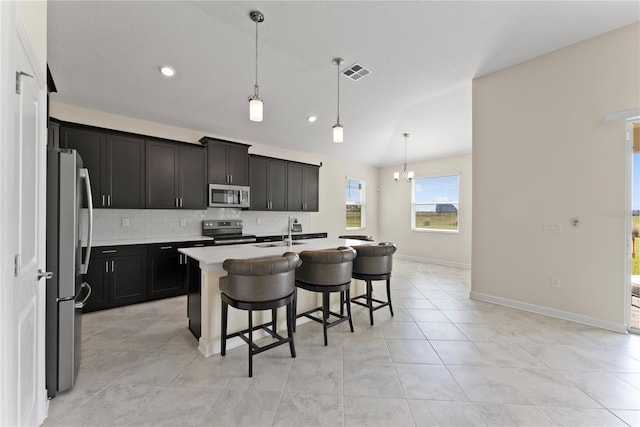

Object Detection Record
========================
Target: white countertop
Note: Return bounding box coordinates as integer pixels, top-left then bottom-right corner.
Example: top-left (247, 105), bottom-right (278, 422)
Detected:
top-left (179, 238), bottom-right (370, 271)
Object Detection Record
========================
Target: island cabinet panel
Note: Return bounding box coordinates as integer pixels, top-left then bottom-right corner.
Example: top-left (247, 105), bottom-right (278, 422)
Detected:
top-left (249, 155), bottom-right (287, 211)
top-left (82, 246), bottom-right (148, 313)
top-left (186, 257), bottom-right (202, 339)
top-left (201, 137), bottom-right (250, 186)
top-left (146, 139), bottom-right (206, 209)
top-left (60, 125), bottom-right (145, 209)
top-left (287, 162), bottom-right (319, 212)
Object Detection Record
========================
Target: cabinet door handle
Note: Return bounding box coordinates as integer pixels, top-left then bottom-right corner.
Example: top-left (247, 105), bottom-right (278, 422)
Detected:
top-left (102, 250), bottom-right (117, 254)
top-left (160, 246), bottom-right (173, 250)
top-left (107, 195), bottom-right (111, 206)
top-left (180, 198), bottom-right (183, 208)
top-left (193, 243), bottom-right (204, 247)
top-left (229, 174), bottom-right (233, 184)
top-left (102, 195), bottom-right (105, 207)
top-left (105, 261), bottom-right (109, 273)
top-left (111, 260), bottom-right (115, 273)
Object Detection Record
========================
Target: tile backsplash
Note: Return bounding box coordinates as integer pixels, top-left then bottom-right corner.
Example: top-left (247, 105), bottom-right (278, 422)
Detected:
top-left (82, 208), bottom-right (312, 243)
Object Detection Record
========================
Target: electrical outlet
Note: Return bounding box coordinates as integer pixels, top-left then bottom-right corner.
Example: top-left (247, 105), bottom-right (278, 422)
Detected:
top-left (121, 218), bottom-right (130, 227)
top-left (551, 278), bottom-right (560, 288)
top-left (543, 222), bottom-right (562, 233)
top-left (180, 218), bottom-right (187, 227)
top-left (256, 218), bottom-right (262, 225)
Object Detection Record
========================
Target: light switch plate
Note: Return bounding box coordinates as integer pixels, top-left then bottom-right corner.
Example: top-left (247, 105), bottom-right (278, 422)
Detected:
top-left (121, 218), bottom-right (130, 227)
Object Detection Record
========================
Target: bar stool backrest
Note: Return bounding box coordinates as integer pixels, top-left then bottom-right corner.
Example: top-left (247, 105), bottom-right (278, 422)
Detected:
top-left (220, 252), bottom-right (300, 302)
top-left (352, 243), bottom-right (397, 276)
top-left (296, 246), bottom-right (356, 286)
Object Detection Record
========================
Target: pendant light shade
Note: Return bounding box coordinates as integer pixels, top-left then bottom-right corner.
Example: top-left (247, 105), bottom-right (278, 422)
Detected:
top-left (249, 10), bottom-right (264, 122)
top-left (332, 57), bottom-right (344, 143)
top-left (249, 97), bottom-right (263, 122)
top-left (394, 133), bottom-right (414, 183)
top-left (332, 123), bottom-right (344, 143)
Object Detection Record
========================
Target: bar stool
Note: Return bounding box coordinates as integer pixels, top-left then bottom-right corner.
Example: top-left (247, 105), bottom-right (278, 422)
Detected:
top-left (219, 252), bottom-right (300, 377)
top-left (350, 242), bottom-right (397, 325)
top-left (294, 246), bottom-right (357, 346)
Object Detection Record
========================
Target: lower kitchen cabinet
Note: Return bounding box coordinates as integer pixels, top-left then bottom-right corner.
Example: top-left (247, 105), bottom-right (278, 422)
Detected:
top-left (83, 245), bottom-right (148, 312)
top-left (147, 241), bottom-right (211, 300)
top-left (83, 241), bottom-right (214, 312)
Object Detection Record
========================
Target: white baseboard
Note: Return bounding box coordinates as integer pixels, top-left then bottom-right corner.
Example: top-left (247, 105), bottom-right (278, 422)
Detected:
top-left (469, 291), bottom-right (628, 333)
top-left (396, 254), bottom-right (471, 270)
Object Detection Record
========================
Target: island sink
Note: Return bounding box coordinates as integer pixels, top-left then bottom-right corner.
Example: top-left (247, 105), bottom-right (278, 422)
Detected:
top-left (254, 242), bottom-right (306, 248)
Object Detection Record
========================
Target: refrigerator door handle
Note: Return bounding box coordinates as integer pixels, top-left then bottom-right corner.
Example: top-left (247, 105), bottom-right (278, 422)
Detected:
top-left (80, 168), bottom-right (93, 275)
top-left (75, 282), bottom-right (92, 309)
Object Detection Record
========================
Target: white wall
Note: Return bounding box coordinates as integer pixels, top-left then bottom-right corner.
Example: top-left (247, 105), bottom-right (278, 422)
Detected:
top-left (16, 0), bottom-right (46, 77)
top-left (472, 23), bottom-right (640, 330)
top-left (378, 154), bottom-right (472, 267)
top-left (49, 102), bottom-right (379, 240)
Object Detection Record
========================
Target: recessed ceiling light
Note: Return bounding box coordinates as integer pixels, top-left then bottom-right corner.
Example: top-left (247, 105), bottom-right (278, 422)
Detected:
top-left (307, 116), bottom-right (317, 123)
top-left (159, 66), bottom-right (176, 77)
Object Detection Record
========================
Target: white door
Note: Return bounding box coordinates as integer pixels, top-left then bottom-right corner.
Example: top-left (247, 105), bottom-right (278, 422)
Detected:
top-left (0, 2), bottom-right (47, 425)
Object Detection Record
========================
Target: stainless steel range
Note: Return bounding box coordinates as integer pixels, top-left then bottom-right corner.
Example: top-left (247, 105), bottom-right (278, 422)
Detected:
top-left (202, 219), bottom-right (256, 245)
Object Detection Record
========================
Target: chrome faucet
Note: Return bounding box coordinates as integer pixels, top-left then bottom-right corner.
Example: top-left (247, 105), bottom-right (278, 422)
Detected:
top-left (285, 216), bottom-right (295, 246)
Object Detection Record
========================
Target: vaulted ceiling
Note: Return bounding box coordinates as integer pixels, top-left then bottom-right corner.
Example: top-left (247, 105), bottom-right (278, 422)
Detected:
top-left (47, 1), bottom-right (639, 166)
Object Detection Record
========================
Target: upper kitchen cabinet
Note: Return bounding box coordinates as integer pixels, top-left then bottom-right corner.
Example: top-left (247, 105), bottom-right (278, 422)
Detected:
top-left (287, 162), bottom-right (319, 212)
top-left (146, 139), bottom-right (206, 209)
top-left (249, 155), bottom-right (288, 211)
top-left (200, 137), bottom-right (250, 186)
top-left (59, 124), bottom-right (145, 208)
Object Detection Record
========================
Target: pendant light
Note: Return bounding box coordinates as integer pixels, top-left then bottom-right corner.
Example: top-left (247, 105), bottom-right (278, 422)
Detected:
top-left (332, 57), bottom-right (344, 143)
top-left (249, 10), bottom-right (264, 122)
top-left (394, 133), bottom-right (414, 182)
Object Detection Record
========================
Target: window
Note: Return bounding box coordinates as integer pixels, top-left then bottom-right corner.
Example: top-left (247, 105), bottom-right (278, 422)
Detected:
top-left (346, 177), bottom-right (366, 229)
top-left (412, 174), bottom-right (459, 232)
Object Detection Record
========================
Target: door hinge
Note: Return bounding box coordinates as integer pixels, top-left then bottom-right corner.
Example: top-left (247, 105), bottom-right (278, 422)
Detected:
top-left (15, 70), bottom-right (33, 95)
top-left (14, 254), bottom-right (20, 277)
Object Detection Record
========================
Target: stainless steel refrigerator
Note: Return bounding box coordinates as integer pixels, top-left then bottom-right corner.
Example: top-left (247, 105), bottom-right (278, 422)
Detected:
top-left (45, 147), bottom-right (93, 398)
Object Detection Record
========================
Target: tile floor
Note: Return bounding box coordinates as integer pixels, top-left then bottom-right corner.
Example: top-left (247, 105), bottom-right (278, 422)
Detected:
top-left (43, 259), bottom-right (640, 426)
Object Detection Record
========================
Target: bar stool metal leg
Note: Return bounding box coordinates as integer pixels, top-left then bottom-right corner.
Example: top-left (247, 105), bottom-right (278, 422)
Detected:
top-left (221, 300), bottom-right (228, 355)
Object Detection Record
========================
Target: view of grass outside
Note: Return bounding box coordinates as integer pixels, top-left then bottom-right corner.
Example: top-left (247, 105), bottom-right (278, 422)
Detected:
top-left (346, 177), bottom-right (365, 229)
top-left (413, 175), bottom-right (459, 231)
top-left (415, 211), bottom-right (458, 230)
top-left (347, 205), bottom-right (362, 228)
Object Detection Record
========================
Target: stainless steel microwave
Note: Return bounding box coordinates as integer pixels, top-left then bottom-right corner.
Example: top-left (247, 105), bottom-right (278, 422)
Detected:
top-left (209, 184), bottom-right (250, 208)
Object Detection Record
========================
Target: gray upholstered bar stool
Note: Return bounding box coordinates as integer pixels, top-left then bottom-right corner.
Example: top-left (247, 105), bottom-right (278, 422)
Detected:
top-left (219, 252), bottom-right (300, 377)
top-left (350, 243), bottom-right (397, 325)
top-left (294, 246), bottom-right (357, 346)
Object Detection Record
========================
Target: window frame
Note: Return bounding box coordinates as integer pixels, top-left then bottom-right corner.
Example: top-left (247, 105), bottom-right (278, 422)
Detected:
top-left (411, 173), bottom-right (460, 234)
top-left (345, 176), bottom-right (366, 230)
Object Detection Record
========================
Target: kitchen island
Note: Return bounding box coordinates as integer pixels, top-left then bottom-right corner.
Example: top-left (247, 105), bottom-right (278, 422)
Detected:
top-left (179, 237), bottom-right (370, 357)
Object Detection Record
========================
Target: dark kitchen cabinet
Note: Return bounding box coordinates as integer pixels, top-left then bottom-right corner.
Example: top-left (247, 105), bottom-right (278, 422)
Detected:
top-left (60, 125), bottom-right (145, 209)
top-left (147, 241), bottom-right (212, 300)
top-left (60, 126), bottom-right (103, 208)
top-left (249, 155), bottom-right (288, 211)
top-left (200, 137), bottom-right (250, 186)
top-left (82, 246), bottom-right (148, 312)
top-left (146, 139), bottom-right (206, 209)
top-left (287, 162), bottom-right (319, 212)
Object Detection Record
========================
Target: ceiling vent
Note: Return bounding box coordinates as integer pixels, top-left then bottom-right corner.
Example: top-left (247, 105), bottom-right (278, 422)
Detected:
top-left (341, 63), bottom-right (371, 81)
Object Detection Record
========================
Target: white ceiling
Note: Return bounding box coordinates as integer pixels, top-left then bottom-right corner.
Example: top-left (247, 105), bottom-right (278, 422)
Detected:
top-left (47, 1), bottom-right (639, 167)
